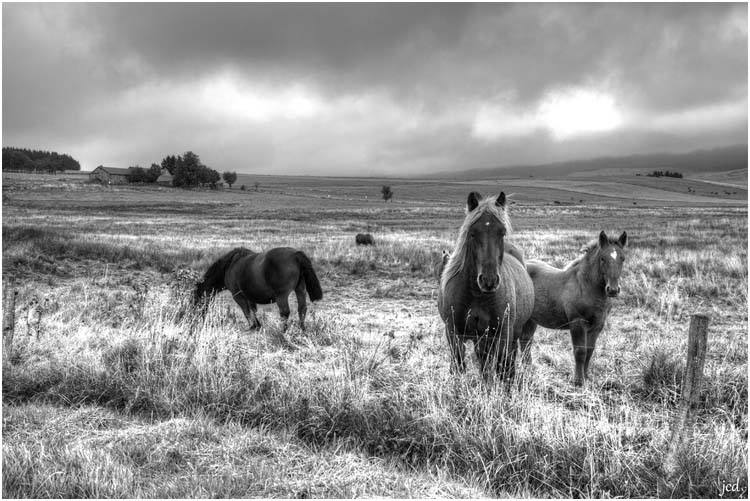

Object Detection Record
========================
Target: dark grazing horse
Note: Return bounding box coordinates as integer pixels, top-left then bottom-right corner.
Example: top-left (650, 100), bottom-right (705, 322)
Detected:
top-left (195, 247), bottom-right (323, 331)
top-left (438, 192), bottom-right (534, 382)
top-left (355, 233), bottom-right (375, 245)
top-left (520, 231), bottom-right (628, 385)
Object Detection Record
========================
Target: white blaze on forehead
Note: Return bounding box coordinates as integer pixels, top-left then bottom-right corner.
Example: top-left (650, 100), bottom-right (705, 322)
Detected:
top-left (610, 250), bottom-right (618, 260)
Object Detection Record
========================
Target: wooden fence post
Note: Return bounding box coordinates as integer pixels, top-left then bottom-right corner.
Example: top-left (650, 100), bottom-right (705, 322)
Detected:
top-left (664, 313), bottom-right (710, 477)
top-left (3, 287), bottom-right (18, 365)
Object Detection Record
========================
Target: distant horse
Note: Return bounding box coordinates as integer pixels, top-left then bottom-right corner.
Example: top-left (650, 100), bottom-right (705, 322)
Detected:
top-left (438, 192), bottom-right (534, 382)
top-left (195, 247), bottom-right (323, 331)
top-left (520, 231), bottom-right (628, 386)
top-left (355, 233), bottom-right (375, 245)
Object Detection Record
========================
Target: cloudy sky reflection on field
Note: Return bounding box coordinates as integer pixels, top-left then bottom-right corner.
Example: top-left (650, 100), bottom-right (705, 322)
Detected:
top-left (2, 3), bottom-right (747, 175)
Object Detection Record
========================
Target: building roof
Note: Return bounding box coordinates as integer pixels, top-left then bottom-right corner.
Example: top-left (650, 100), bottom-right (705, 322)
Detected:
top-left (93, 166), bottom-right (133, 176)
top-left (156, 172), bottom-right (173, 182)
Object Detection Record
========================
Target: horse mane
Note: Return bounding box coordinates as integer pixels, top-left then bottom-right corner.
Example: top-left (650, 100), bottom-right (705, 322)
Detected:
top-left (440, 194), bottom-right (512, 290)
top-left (562, 238), bottom-right (599, 271)
top-left (194, 247), bottom-right (255, 303)
top-left (563, 235), bottom-right (624, 272)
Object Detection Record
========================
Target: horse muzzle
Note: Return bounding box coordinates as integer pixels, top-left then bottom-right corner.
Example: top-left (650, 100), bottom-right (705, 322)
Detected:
top-left (477, 273), bottom-right (500, 293)
top-left (605, 285), bottom-right (621, 297)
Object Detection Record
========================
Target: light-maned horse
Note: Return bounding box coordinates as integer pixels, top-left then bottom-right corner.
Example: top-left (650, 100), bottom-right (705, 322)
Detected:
top-left (520, 231), bottom-right (628, 385)
top-left (195, 247), bottom-right (323, 331)
top-left (438, 192), bottom-right (534, 382)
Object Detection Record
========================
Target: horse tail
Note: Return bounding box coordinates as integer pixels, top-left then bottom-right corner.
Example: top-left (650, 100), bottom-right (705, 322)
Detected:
top-left (296, 251), bottom-right (323, 302)
top-left (194, 247), bottom-right (248, 306)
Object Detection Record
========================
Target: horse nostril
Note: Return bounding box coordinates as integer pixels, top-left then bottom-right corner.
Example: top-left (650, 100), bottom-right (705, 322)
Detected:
top-left (477, 273), bottom-right (499, 291)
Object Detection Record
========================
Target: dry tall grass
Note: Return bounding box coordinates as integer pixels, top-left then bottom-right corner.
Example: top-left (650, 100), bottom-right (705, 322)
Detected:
top-left (2, 176), bottom-right (747, 498)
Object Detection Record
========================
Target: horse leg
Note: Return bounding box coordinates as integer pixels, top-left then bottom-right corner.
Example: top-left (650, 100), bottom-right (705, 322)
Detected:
top-left (446, 328), bottom-right (466, 373)
top-left (276, 294), bottom-right (292, 331)
top-left (294, 283), bottom-right (308, 331)
top-left (475, 335), bottom-right (499, 384)
top-left (496, 345), bottom-right (517, 382)
top-left (234, 294), bottom-right (261, 330)
top-left (494, 328), bottom-right (520, 383)
top-left (569, 320), bottom-right (589, 386)
top-left (247, 303), bottom-right (261, 329)
top-left (519, 320), bottom-right (537, 366)
top-left (583, 325), bottom-right (603, 381)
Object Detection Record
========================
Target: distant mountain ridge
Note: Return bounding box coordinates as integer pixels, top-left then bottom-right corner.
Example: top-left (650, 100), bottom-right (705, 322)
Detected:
top-left (429, 144), bottom-right (748, 180)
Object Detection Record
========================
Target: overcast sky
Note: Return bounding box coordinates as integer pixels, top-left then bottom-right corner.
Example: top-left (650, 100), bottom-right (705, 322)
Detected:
top-left (3, 3), bottom-right (747, 176)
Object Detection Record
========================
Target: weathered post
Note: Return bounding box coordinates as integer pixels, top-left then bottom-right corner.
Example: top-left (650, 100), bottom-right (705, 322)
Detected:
top-left (3, 287), bottom-right (18, 365)
top-left (664, 313), bottom-right (710, 477)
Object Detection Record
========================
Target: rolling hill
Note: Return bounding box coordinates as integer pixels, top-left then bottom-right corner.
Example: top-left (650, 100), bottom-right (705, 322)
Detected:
top-left (429, 144), bottom-right (748, 180)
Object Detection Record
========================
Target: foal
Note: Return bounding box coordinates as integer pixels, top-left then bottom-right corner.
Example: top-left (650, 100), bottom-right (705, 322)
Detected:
top-left (520, 231), bottom-right (628, 385)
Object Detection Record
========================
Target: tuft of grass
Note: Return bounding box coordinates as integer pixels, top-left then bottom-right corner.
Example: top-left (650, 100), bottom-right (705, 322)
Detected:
top-left (640, 347), bottom-right (683, 403)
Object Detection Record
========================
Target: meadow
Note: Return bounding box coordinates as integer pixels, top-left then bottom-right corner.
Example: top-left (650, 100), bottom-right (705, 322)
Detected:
top-left (2, 171), bottom-right (747, 498)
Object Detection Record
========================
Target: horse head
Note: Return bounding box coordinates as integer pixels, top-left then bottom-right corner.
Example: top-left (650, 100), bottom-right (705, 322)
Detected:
top-left (466, 191), bottom-right (508, 293)
top-left (596, 230), bottom-right (628, 297)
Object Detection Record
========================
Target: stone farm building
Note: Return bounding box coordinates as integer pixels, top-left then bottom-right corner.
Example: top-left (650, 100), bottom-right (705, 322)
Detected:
top-left (89, 166), bottom-right (132, 185)
top-left (156, 171), bottom-right (173, 186)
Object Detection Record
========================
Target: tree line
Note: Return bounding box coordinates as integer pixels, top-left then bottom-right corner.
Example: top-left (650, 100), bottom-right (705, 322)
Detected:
top-left (3, 146), bottom-right (242, 190)
top-left (156, 152), bottom-right (221, 188)
top-left (130, 152), bottom-right (238, 189)
top-left (2, 147), bottom-right (80, 173)
top-left (646, 170), bottom-right (683, 178)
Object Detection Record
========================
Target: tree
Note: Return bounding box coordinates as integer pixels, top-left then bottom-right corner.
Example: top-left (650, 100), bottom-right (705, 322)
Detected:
top-left (172, 152), bottom-right (200, 187)
top-left (127, 166), bottom-right (146, 183)
top-left (198, 165), bottom-right (221, 188)
top-left (222, 171), bottom-right (238, 188)
top-left (172, 151), bottom-right (221, 188)
top-left (381, 185), bottom-right (393, 202)
top-left (160, 155), bottom-right (177, 175)
top-left (148, 163), bottom-right (162, 182)
top-left (3, 149), bottom-right (33, 171)
top-left (253, 181), bottom-right (260, 191)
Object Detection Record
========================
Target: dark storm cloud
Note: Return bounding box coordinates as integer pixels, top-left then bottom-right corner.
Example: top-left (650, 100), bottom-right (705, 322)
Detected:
top-left (2, 3), bottom-right (746, 175)
top-left (34, 3), bottom-right (747, 107)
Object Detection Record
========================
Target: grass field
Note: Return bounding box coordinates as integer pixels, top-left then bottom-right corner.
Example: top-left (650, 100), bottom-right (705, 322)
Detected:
top-left (2, 171), bottom-right (747, 498)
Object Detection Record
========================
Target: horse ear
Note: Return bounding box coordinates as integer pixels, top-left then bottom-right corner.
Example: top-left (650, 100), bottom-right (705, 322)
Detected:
top-left (599, 230), bottom-right (608, 248)
top-left (496, 192), bottom-right (506, 207)
top-left (467, 192), bottom-right (481, 212)
top-left (618, 231), bottom-right (627, 247)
